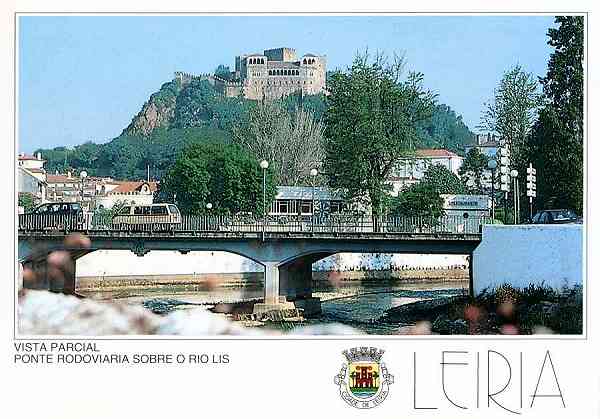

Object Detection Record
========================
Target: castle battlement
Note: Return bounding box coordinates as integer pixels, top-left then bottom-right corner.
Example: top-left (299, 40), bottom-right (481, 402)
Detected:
top-left (176, 47), bottom-right (327, 100)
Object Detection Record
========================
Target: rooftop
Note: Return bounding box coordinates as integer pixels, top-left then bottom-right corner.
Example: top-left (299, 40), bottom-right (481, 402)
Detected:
top-left (414, 149), bottom-right (461, 158)
top-left (109, 181), bottom-right (158, 194)
top-left (47, 174), bottom-right (79, 184)
top-left (18, 153), bottom-right (44, 161)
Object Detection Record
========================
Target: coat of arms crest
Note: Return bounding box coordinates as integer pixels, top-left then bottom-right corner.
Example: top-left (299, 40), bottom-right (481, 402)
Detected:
top-left (334, 347), bottom-right (394, 409)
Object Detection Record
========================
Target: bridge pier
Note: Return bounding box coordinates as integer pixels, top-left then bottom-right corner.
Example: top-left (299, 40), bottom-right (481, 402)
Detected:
top-left (253, 262), bottom-right (295, 314)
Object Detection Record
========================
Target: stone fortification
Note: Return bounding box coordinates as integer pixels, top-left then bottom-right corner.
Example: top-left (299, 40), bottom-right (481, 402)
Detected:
top-left (175, 46), bottom-right (327, 100)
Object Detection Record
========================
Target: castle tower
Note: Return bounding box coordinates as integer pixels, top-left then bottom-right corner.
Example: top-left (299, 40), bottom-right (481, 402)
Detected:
top-left (178, 47), bottom-right (327, 101)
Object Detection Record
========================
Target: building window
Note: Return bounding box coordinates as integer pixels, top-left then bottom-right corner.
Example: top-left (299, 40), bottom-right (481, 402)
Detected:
top-left (300, 201), bottom-right (312, 214)
top-left (277, 200), bottom-right (290, 214)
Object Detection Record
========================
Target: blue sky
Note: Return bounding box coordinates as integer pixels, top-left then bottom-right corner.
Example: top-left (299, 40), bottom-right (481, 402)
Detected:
top-left (18, 15), bottom-right (555, 153)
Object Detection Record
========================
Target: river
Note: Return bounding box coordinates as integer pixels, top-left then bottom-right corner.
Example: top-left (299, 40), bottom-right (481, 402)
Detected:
top-left (81, 280), bottom-right (468, 335)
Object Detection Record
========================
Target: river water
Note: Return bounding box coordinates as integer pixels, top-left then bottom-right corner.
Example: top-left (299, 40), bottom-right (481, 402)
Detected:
top-left (82, 280), bottom-right (468, 335)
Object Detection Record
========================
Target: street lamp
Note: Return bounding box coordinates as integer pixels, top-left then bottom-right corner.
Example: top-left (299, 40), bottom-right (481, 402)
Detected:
top-left (206, 202), bottom-right (213, 210)
top-left (310, 168), bottom-right (318, 230)
top-left (259, 160), bottom-right (269, 241)
top-left (79, 170), bottom-right (88, 210)
top-left (487, 159), bottom-right (497, 221)
top-left (510, 169), bottom-right (519, 224)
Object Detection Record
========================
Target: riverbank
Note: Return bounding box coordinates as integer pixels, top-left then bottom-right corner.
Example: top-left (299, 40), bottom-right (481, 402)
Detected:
top-left (77, 268), bottom-right (468, 292)
top-left (379, 284), bottom-right (583, 335)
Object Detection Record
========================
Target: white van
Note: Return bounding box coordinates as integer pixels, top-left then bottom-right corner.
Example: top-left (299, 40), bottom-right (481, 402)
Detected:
top-left (112, 203), bottom-right (181, 228)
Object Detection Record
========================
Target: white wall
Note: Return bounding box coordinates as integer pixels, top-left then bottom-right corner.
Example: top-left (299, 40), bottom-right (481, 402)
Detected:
top-left (473, 224), bottom-right (583, 294)
top-left (77, 250), bottom-right (467, 277)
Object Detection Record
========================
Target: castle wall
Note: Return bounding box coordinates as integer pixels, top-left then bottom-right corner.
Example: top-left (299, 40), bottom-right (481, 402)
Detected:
top-left (175, 48), bottom-right (327, 101)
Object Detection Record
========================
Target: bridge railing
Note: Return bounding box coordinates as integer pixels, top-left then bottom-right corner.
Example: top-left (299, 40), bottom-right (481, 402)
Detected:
top-left (18, 212), bottom-right (490, 235)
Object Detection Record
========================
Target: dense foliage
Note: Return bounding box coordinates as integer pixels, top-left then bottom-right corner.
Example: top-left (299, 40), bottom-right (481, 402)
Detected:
top-left (459, 147), bottom-right (489, 193)
top-left (18, 193), bottom-right (35, 211)
top-left (391, 165), bottom-right (465, 217)
top-left (35, 69), bottom-right (474, 184)
top-left (323, 53), bottom-right (437, 215)
top-left (416, 104), bottom-right (474, 154)
top-left (157, 142), bottom-right (277, 215)
top-left (527, 16), bottom-right (584, 214)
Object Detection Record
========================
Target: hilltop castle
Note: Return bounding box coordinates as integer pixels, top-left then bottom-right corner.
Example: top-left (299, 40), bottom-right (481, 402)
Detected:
top-left (175, 47), bottom-right (327, 101)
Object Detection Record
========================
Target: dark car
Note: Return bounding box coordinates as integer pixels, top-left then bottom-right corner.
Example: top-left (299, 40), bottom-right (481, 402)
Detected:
top-left (25, 202), bottom-right (85, 230)
top-left (531, 209), bottom-right (579, 224)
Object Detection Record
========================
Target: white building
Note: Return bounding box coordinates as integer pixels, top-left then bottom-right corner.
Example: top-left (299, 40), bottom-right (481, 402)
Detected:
top-left (17, 153), bottom-right (47, 208)
top-left (465, 133), bottom-right (500, 158)
top-left (269, 186), bottom-right (346, 215)
top-left (389, 149), bottom-right (464, 195)
top-left (95, 181), bottom-right (157, 209)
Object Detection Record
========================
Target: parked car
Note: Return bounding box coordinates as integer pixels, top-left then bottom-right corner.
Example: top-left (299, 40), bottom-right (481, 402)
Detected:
top-left (25, 202), bottom-right (85, 230)
top-left (530, 209), bottom-right (579, 224)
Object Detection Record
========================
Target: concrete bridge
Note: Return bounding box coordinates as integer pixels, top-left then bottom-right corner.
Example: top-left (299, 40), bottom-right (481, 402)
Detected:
top-left (18, 214), bottom-right (486, 314)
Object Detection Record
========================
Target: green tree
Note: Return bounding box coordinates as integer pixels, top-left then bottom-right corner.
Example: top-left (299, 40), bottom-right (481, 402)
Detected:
top-left (459, 148), bottom-right (489, 193)
top-left (421, 164), bottom-right (466, 194)
top-left (527, 16), bottom-right (584, 213)
top-left (391, 165), bottom-right (465, 217)
top-left (323, 52), bottom-right (437, 216)
top-left (214, 64), bottom-right (232, 80)
top-left (391, 182), bottom-right (444, 218)
top-left (18, 193), bottom-right (35, 211)
top-left (417, 104), bottom-right (474, 154)
top-left (479, 65), bottom-right (542, 169)
top-left (158, 142), bottom-right (277, 215)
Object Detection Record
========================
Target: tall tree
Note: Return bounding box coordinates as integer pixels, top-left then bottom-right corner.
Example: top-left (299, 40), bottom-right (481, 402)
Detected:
top-left (323, 52), bottom-right (437, 216)
top-left (232, 101), bottom-right (325, 186)
top-left (479, 65), bottom-right (542, 169)
top-left (528, 16), bottom-right (584, 213)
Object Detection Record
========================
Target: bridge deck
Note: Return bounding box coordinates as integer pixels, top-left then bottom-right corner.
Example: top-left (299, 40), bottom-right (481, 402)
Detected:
top-left (18, 214), bottom-right (487, 242)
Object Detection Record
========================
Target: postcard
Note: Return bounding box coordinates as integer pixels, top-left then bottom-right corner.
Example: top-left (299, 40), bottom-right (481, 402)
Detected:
top-left (3, 3), bottom-right (597, 418)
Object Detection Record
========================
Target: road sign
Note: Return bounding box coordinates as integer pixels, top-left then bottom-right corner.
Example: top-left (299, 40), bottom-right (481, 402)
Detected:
top-left (500, 147), bottom-right (510, 157)
top-left (527, 174), bottom-right (536, 182)
top-left (527, 190), bottom-right (537, 197)
top-left (501, 184), bottom-right (510, 192)
top-left (526, 167), bottom-right (536, 175)
top-left (527, 182), bottom-right (536, 190)
top-left (500, 156), bottom-right (510, 166)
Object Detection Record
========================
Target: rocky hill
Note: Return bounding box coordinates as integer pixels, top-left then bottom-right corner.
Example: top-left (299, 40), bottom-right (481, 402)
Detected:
top-left (122, 80), bottom-right (182, 137)
top-left (35, 76), bottom-right (473, 181)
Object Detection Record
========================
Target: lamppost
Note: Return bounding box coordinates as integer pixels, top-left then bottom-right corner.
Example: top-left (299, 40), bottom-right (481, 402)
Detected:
top-left (206, 202), bottom-right (212, 210)
top-left (310, 168), bottom-right (318, 230)
top-left (487, 159), bottom-right (498, 221)
top-left (510, 169), bottom-right (519, 224)
top-left (259, 160), bottom-right (269, 241)
top-left (79, 170), bottom-right (88, 211)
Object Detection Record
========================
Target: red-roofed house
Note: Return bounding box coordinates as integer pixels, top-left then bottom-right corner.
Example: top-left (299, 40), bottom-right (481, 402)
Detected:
top-left (389, 148), bottom-right (464, 195)
top-left (18, 153), bottom-right (45, 171)
top-left (95, 181), bottom-right (158, 209)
